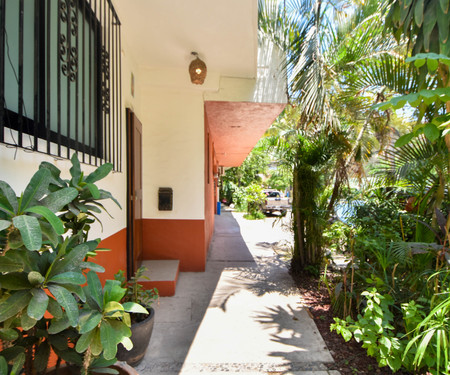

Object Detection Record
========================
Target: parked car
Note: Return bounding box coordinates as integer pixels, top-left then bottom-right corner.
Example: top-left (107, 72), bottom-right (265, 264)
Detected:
top-left (261, 189), bottom-right (291, 215)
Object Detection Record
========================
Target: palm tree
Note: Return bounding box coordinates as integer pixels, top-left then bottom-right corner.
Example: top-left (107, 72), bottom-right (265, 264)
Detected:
top-left (259, 0), bottom-right (417, 272)
top-left (385, 0), bottom-right (450, 148)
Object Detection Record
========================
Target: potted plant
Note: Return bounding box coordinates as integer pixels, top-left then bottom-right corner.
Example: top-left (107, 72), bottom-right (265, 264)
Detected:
top-left (0, 154), bottom-right (147, 375)
top-left (114, 267), bottom-right (158, 367)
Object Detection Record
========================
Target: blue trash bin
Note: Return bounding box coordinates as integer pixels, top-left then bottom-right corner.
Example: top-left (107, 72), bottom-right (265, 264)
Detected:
top-left (216, 201), bottom-right (221, 215)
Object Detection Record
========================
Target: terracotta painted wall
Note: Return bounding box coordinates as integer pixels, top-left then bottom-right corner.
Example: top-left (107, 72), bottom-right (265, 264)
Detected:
top-left (95, 228), bottom-right (128, 283)
top-left (141, 219), bottom-right (206, 271)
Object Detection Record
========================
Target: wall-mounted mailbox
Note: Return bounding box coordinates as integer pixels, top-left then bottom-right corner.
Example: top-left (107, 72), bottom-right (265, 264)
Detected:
top-left (158, 187), bottom-right (173, 211)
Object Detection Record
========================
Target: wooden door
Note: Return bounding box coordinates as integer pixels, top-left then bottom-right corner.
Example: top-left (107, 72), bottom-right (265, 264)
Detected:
top-left (126, 109), bottom-right (143, 277)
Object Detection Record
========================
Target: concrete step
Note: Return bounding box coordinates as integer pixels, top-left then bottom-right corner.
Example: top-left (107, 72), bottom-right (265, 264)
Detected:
top-left (139, 260), bottom-right (180, 297)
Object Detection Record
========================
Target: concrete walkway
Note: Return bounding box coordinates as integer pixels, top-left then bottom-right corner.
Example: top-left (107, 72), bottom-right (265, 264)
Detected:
top-left (137, 210), bottom-right (339, 375)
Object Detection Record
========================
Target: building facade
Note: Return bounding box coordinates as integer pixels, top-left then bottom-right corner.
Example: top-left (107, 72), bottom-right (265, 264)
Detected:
top-left (0, 0), bottom-right (286, 290)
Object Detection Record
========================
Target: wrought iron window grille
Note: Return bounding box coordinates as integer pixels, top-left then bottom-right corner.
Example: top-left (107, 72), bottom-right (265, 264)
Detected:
top-left (0, 0), bottom-right (122, 171)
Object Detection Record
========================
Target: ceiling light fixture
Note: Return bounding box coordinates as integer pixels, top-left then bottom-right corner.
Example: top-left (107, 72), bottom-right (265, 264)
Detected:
top-left (189, 52), bottom-right (207, 85)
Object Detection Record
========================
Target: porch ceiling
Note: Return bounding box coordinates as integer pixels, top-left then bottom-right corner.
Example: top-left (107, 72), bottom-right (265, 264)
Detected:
top-left (205, 101), bottom-right (285, 167)
top-left (111, 0), bottom-right (257, 78)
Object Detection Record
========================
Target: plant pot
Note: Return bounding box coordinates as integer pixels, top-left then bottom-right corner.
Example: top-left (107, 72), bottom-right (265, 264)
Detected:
top-left (116, 307), bottom-right (155, 367)
top-left (46, 361), bottom-right (138, 375)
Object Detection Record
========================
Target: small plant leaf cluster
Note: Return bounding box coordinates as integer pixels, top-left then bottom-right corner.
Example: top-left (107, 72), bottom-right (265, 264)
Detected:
top-left (114, 266), bottom-right (158, 323)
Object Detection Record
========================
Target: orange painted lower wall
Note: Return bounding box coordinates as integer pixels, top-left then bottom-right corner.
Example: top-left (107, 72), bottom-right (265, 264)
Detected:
top-left (142, 219), bottom-right (206, 272)
top-left (95, 228), bottom-right (128, 283)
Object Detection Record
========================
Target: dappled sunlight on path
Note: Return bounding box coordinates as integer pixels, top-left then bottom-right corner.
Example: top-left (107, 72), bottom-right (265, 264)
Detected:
top-left (137, 211), bottom-right (337, 375)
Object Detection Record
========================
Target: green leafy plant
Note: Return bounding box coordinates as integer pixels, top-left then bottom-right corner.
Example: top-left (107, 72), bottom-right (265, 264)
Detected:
top-left (402, 273), bottom-right (450, 375)
top-left (75, 271), bottom-right (148, 363)
top-left (0, 154), bottom-right (145, 375)
top-left (114, 266), bottom-right (159, 323)
top-left (331, 288), bottom-right (409, 372)
top-left (244, 183), bottom-right (266, 218)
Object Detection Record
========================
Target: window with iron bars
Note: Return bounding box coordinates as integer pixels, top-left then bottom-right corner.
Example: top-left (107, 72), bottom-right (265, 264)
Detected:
top-left (0, 0), bottom-right (122, 171)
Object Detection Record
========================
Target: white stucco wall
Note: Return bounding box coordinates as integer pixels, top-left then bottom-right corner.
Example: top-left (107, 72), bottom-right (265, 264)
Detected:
top-left (139, 68), bottom-right (206, 220)
top-left (0, 39), bottom-right (141, 241)
top-left (205, 36), bottom-right (287, 104)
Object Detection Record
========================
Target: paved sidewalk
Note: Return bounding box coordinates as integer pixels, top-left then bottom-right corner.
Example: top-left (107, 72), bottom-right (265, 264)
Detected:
top-left (137, 211), bottom-right (339, 375)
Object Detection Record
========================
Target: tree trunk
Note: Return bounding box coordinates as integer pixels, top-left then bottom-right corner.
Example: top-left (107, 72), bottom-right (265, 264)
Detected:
top-left (326, 158), bottom-right (345, 219)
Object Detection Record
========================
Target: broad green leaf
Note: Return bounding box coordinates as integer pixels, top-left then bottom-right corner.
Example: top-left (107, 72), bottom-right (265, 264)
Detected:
top-left (100, 321), bottom-right (120, 360)
top-left (48, 285), bottom-right (79, 327)
top-left (427, 57), bottom-right (439, 72)
top-left (413, 57), bottom-right (426, 68)
top-left (86, 183), bottom-right (100, 199)
top-left (400, 0), bottom-right (412, 23)
top-left (0, 272), bottom-right (31, 290)
top-left (63, 284), bottom-right (86, 302)
top-left (437, 10), bottom-right (449, 46)
top-left (20, 168), bottom-right (51, 211)
top-left (48, 316), bottom-right (70, 334)
top-left (0, 219), bottom-right (11, 231)
top-left (12, 215), bottom-right (42, 251)
top-left (122, 302), bottom-right (149, 314)
top-left (423, 123), bottom-right (441, 142)
top-left (78, 311), bottom-right (102, 334)
top-left (414, 0), bottom-right (424, 27)
top-left (20, 313), bottom-right (37, 330)
top-left (53, 348), bottom-right (82, 366)
top-left (104, 301), bottom-right (124, 315)
top-left (90, 329), bottom-right (103, 356)
top-left (0, 346), bottom-right (25, 363)
top-left (0, 252), bottom-right (23, 272)
top-left (394, 133), bottom-right (415, 147)
top-left (80, 261), bottom-right (105, 273)
top-left (86, 270), bottom-right (103, 310)
top-left (34, 342), bottom-right (51, 372)
top-left (423, 2), bottom-right (437, 52)
top-left (103, 279), bottom-right (126, 304)
top-left (122, 311), bottom-right (131, 327)
top-left (50, 240), bottom-right (98, 276)
top-left (85, 163), bottom-right (113, 184)
top-left (39, 187), bottom-right (78, 212)
top-left (440, 0), bottom-right (449, 13)
top-left (0, 291), bottom-right (32, 322)
top-left (109, 319), bottom-right (131, 339)
top-left (98, 189), bottom-right (122, 209)
top-left (0, 181), bottom-right (18, 214)
top-left (0, 200), bottom-right (15, 216)
top-left (75, 329), bottom-right (96, 354)
top-left (84, 204), bottom-right (102, 214)
top-left (48, 271), bottom-right (86, 286)
top-left (0, 328), bottom-right (18, 341)
top-left (28, 288), bottom-right (49, 320)
top-left (120, 336), bottom-right (133, 351)
top-left (70, 154), bottom-right (82, 186)
top-left (10, 353), bottom-right (25, 375)
top-left (48, 335), bottom-right (69, 351)
top-left (28, 271), bottom-right (44, 286)
top-left (47, 297), bottom-right (63, 319)
top-left (0, 356), bottom-right (7, 375)
top-left (40, 221), bottom-right (59, 247)
top-left (39, 162), bottom-right (64, 186)
top-left (25, 206), bottom-right (64, 235)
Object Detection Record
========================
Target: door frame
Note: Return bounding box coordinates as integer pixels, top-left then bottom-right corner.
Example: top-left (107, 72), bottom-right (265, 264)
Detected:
top-left (126, 108), bottom-right (143, 278)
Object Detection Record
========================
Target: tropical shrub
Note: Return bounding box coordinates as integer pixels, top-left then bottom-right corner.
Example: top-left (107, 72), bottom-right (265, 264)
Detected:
top-left (245, 184), bottom-right (266, 217)
top-left (0, 155), bottom-right (147, 375)
top-left (331, 288), bottom-right (410, 372)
